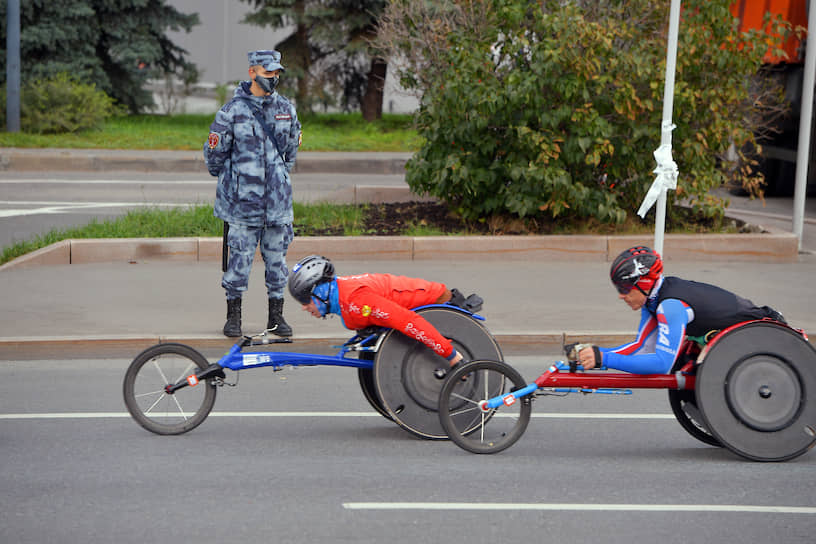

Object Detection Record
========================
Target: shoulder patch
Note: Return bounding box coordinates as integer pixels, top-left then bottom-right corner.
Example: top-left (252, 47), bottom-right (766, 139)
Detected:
top-left (208, 133), bottom-right (220, 149)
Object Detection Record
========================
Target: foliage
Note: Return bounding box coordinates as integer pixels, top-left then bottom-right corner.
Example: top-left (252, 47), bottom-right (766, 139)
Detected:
top-left (0, 73), bottom-right (121, 133)
top-left (379, 0), bottom-right (788, 224)
top-left (0, 0), bottom-right (199, 113)
top-left (239, 0), bottom-right (387, 118)
top-left (0, 112), bottom-right (418, 151)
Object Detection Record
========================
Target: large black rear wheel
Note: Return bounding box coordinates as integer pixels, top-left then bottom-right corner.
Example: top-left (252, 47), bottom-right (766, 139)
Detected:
top-left (696, 322), bottom-right (816, 461)
top-left (373, 307), bottom-right (503, 439)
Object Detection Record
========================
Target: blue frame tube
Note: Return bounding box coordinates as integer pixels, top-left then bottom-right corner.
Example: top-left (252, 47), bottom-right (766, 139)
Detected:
top-left (212, 303), bottom-right (481, 373)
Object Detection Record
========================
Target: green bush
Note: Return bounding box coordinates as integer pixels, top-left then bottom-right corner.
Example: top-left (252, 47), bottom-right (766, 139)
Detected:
top-left (404, 0), bottom-right (787, 224)
top-left (0, 72), bottom-right (120, 134)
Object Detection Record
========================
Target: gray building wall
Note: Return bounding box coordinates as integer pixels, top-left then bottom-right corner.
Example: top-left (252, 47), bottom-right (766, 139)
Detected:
top-left (167, 0), bottom-right (290, 85)
top-left (164, 0), bottom-right (418, 114)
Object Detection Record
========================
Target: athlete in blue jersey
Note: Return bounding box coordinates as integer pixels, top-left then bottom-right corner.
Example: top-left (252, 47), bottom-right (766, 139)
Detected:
top-left (571, 246), bottom-right (785, 374)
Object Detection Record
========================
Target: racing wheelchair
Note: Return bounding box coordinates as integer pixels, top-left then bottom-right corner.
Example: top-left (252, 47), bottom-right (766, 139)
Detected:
top-left (123, 299), bottom-right (500, 440)
top-left (437, 319), bottom-right (816, 462)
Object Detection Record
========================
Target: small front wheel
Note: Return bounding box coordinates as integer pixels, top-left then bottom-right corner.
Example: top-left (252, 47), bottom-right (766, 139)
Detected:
top-left (438, 360), bottom-right (532, 454)
top-left (123, 343), bottom-right (217, 435)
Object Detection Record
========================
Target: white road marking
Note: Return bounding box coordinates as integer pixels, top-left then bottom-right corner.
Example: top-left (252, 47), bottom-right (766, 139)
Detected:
top-left (342, 502), bottom-right (816, 514)
top-left (0, 412), bottom-right (674, 420)
top-left (0, 178), bottom-right (212, 185)
top-left (0, 201), bottom-right (194, 218)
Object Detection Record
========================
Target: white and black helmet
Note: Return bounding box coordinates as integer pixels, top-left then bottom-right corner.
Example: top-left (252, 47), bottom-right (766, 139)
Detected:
top-left (288, 255), bottom-right (335, 304)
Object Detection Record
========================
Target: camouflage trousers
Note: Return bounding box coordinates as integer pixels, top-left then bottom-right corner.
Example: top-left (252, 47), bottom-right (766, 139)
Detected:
top-left (222, 223), bottom-right (293, 300)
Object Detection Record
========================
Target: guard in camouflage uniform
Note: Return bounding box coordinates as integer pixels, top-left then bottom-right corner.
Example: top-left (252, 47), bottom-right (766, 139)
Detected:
top-left (204, 50), bottom-right (302, 337)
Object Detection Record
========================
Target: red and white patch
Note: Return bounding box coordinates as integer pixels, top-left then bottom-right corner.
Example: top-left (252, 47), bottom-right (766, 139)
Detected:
top-left (186, 375), bottom-right (199, 387)
top-left (297, 132), bottom-right (302, 147)
top-left (207, 133), bottom-right (220, 149)
top-left (502, 394), bottom-right (516, 407)
top-left (275, 114), bottom-right (291, 120)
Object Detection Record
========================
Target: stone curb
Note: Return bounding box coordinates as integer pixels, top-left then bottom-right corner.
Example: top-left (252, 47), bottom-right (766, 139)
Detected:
top-left (0, 332), bottom-right (630, 360)
top-left (0, 148), bottom-right (412, 175)
top-left (0, 231), bottom-right (800, 272)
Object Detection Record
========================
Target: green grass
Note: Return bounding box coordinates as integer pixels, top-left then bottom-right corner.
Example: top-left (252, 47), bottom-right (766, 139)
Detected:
top-left (0, 112), bottom-right (420, 152)
top-left (0, 202), bottom-right (449, 266)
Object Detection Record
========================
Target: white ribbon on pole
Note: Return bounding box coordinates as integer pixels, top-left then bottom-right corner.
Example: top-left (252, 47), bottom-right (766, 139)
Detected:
top-left (637, 122), bottom-right (678, 218)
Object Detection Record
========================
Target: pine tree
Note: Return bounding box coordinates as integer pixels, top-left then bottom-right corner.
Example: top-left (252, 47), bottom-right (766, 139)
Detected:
top-left (240, 0), bottom-right (387, 120)
top-left (0, 0), bottom-right (198, 113)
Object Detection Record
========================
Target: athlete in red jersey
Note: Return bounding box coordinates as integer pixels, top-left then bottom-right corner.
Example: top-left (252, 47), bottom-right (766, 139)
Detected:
top-left (288, 256), bottom-right (464, 365)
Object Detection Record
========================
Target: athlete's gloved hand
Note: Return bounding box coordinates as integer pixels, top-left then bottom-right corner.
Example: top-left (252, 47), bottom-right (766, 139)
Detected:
top-left (564, 343), bottom-right (602, 370)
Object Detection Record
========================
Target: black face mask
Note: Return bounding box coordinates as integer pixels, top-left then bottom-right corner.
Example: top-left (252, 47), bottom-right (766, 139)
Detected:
top-left (255, 74), bottom-right (279, 94)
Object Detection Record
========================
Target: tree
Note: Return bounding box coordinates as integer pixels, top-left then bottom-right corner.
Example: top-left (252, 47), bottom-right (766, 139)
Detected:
top-left (377, 0), bottom-right (789, 225)
top-left (0, 0), bottom-right (199, 113)
top-left (240, 0), bottom-right (387, 119)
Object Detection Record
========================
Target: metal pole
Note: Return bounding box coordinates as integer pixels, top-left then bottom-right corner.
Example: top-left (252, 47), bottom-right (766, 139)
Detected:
top-left (6, 0), bottom-right (21, 132)
top-left (793, 0), bottom-right (816, 252)
top-left (654, 0), bottom-right (682, 255)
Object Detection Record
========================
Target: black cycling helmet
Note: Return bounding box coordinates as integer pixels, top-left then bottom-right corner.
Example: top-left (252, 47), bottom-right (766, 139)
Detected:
top-left (288, 255), bottom-right (335, 304)
top-left (609, 246), bottom-right (663, 295)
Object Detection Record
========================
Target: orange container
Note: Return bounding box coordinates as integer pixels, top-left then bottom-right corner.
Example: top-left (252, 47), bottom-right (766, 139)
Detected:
top-left (730, 0), bottom-right (808, 63)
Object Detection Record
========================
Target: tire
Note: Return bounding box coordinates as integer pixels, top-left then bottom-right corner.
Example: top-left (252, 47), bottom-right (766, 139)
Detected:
top-left (357, 352), bottom-right (393, 421)
top-left (668, 389), bottom-right (723, 448)
top-left (438, 359), bottom-right (532, 454)
top-left (373, 307), bottom-right (503, 439)
top-left (667, 355), bottom-right (722, 448)
top-left (123, 343), bottom-right (217, 435)
top-left (695, 321), bottom-right (816, 461)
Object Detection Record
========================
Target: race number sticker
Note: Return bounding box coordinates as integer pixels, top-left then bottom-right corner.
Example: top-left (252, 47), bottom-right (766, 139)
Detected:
top-left (187, 375), bottom-right (199, 387)
top-left (502, 394), bottom-right (516, 407)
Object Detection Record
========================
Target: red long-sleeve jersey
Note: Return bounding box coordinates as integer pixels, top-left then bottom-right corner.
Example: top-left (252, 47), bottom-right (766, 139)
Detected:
top-left (336, 273), bottom-right (455, 359)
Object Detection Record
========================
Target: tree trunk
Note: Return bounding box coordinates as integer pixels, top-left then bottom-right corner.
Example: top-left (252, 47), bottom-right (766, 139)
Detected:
top-left (361, 57), bottom-right (387, 121)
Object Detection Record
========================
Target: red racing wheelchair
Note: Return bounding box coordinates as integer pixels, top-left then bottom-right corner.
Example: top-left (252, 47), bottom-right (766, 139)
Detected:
top-left (438, 319), bottom-right (816, 462)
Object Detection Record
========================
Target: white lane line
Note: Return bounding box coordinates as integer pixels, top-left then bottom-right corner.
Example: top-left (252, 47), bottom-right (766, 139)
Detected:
top-left (0, 412), bottom-right (383, 419)
top-left (0, 179), bottom-right (212, 185)
top-left (0, 412), bottom-right (674, 420)
top-left (0, 202), bottom-right (195, 218)
top-left (342, 502), bottom-right (816, 514)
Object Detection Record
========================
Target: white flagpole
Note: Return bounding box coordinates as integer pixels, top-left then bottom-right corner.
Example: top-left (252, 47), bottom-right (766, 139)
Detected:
top-left (638, 0), bottom-right (682, 255)
top-left (792, 1), bottom-right (816, 253)
top-left (653, 0), bottom-right (682, 255)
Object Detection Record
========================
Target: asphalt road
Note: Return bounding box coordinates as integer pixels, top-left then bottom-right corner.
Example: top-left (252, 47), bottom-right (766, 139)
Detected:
top-left (2, 352), bottom-right (814, 544)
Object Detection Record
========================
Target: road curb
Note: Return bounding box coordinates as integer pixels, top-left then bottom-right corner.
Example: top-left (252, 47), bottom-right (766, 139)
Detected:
top-left (0, 332), bottom-right (629, 360)
top-left (0, 230), bottom-right (800, 272)
top-left (0, 148), bottom-right (412, 175)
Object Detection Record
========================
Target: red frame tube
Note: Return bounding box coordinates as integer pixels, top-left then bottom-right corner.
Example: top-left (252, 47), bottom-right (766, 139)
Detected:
top-left (535, 369), bottom-right (695, 391)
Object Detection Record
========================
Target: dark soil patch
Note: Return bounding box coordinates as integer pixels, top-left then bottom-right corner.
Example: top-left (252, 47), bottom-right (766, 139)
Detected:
top-left (296, 201), bottom-right (752, 237)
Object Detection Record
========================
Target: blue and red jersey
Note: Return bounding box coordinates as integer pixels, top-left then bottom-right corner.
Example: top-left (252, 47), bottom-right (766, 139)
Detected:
top-left (601, 276), bottom-right (782, 374)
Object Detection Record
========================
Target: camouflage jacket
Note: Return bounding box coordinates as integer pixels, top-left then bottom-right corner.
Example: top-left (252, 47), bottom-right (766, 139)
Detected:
top-left (204, 81), bottom-right (301, 226)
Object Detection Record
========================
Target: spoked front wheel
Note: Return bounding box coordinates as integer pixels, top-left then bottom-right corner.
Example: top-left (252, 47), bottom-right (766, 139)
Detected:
top-left (438, 359), bottom-right (532, 454)
top-left (123, 343), bottom-right (217, 435)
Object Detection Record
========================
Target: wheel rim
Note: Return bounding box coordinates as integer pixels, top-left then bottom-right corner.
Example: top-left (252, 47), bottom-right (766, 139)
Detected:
top-left (439, 360), bottom-right (531, 454)
top-left (124, 344), bottom-right (216, 435)
top-left (725, 355), bottom-right (802, 432)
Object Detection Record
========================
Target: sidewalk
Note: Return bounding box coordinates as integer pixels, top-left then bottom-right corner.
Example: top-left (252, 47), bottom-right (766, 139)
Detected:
top-left (0, 148), bottom-right (814, 358)
top-left (2, 257), bottom-right (815, 359)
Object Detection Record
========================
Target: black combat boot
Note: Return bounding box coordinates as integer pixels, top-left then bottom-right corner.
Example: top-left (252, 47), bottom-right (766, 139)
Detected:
top-left (267, 297), bottom-right (292, 337)
top-left (223, 298), bottom-right (242, 337)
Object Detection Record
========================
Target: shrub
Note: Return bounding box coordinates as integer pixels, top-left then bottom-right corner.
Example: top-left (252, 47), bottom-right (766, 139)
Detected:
top-left (386, 0), bottom-right (787, 224)
top-left (0, 72), bottom-right (120, 134)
